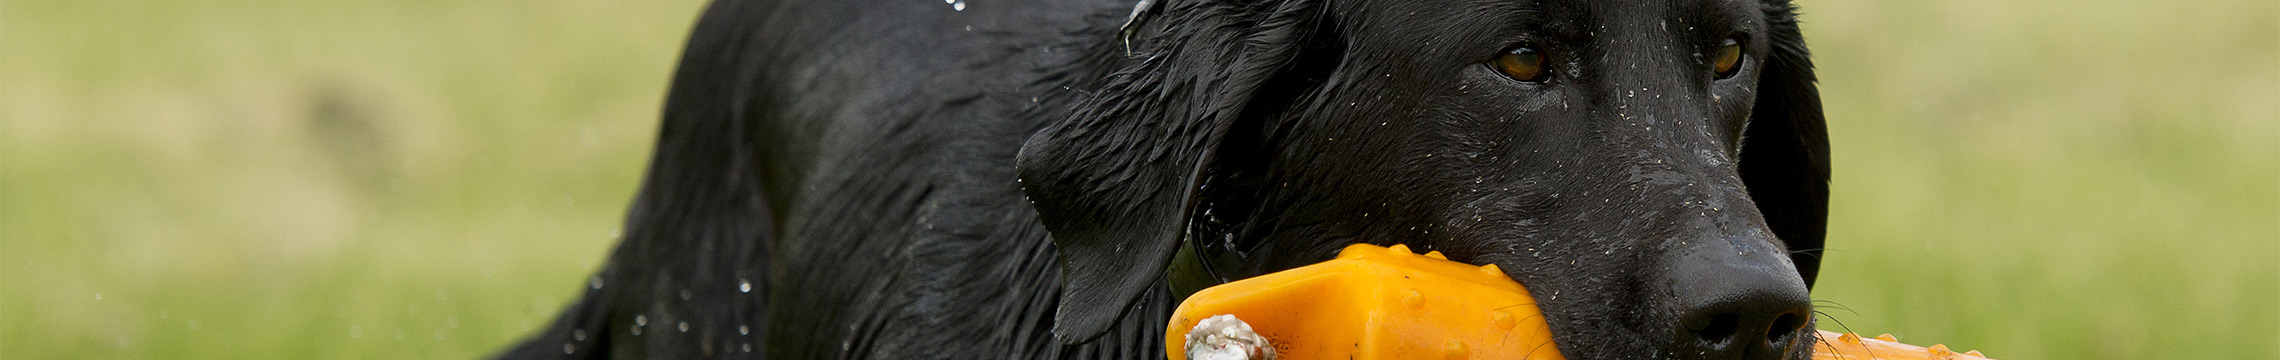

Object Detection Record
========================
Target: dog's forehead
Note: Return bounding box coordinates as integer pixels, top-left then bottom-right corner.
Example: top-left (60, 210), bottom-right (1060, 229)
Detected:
top-left (1325, 0), bottom-right (1767, 85)
top-left (1343, 0), bottom-right (1763, 39)
top-left (1324, 0), bottom-right (1769, 70)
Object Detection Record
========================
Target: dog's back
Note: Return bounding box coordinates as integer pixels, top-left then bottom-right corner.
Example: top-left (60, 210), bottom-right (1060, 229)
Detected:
top-left (496, 0), bottom-right (1158, 358)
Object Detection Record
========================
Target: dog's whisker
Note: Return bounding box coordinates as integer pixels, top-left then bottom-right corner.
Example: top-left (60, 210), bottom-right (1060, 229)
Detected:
top-left (1786, 249), bottom-right (1829, 259)
top-left (1811, 299), bottom-right (1859, 316)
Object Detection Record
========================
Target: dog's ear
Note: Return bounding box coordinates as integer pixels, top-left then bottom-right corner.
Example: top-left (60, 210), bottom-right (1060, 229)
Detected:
top-left (1739, 1), bottom-right (1831, 289)
top-left (1016, 0), bottom-right (1323, 343)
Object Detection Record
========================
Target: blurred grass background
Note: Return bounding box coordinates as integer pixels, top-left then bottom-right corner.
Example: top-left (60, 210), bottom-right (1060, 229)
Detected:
top-left (0, 0), bottom-right (2271, 358)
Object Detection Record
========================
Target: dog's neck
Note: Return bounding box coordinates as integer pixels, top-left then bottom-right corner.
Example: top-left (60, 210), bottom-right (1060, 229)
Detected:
top-left (838, 6), bottom-right (1195, 357)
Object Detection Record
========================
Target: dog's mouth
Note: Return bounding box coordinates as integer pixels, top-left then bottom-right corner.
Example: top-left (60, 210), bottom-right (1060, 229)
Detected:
top-left (1163, 241), bottom-right (1848, 360)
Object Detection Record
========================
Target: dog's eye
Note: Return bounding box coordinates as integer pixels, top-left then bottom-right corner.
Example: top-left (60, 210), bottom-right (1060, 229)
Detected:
top-left (1712, 38), bottom-right (1743, 78)
top-left (1492, 46), bottom-right (1550, 82)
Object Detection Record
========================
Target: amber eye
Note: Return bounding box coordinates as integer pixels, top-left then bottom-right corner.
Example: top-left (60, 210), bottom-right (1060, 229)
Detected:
top-left (1492, 46), bottom-right (1550, 82)
top-left (1711, 38), bottom-right (1743, 78)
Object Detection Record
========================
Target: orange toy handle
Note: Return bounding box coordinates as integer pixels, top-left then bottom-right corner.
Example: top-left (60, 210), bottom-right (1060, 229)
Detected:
top-left (1811, 330), bottom-right (1995, 360)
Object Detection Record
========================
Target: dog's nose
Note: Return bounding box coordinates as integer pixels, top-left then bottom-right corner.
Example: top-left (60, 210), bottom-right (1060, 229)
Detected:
top-left (1668, 239), bottom-right (1814, 359)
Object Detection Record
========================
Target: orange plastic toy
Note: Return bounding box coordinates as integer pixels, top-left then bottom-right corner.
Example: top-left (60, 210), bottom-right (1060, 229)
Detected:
top-left (1166, 243), bottom-right (1994, 360)
top-left (1167, 243), bottom-right (1563, 360)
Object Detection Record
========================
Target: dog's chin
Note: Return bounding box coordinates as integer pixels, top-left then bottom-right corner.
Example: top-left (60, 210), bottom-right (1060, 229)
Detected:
top-left (1543, 316), bottom-right (1819, 360)
top-left (1557, 340), bottom-right (1819, 360)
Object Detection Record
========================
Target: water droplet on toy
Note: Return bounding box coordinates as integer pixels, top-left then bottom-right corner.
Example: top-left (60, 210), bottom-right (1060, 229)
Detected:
top-left (1927, 344), bottom-right (1954, 356)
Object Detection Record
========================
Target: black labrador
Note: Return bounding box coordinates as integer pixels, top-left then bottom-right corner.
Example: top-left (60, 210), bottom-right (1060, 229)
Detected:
top-left (498, 0), bottom-right (1828, 358)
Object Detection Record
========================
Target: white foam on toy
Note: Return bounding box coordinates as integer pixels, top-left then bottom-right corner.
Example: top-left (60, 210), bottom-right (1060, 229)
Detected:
top-left (1182, 314), bottom-right (1276, 360)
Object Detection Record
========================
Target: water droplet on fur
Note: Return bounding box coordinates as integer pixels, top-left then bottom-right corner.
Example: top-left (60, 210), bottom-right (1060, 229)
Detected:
top-left (739, 280), bottom-right (752, 293)
top-left (952, 0), bottom-right (965, 11)
top-left (679, 322), bottom-right (690, 332)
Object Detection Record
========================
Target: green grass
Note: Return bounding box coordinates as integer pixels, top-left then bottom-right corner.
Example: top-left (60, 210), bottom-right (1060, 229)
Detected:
top-left (2, 0), bottom-right (2272, 358)
top-left (1801, 1), bottom-right (2278, 358)
top-left (2, 0), bottom-right (707, 357)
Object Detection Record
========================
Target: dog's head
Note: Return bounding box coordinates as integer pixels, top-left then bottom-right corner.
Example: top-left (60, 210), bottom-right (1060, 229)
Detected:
top-left (1017, 0), bottom-right (1828, 359)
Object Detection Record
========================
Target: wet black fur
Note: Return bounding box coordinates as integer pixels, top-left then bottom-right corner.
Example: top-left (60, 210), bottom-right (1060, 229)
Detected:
top-left (496, 0), bottom-right (1828, 358)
